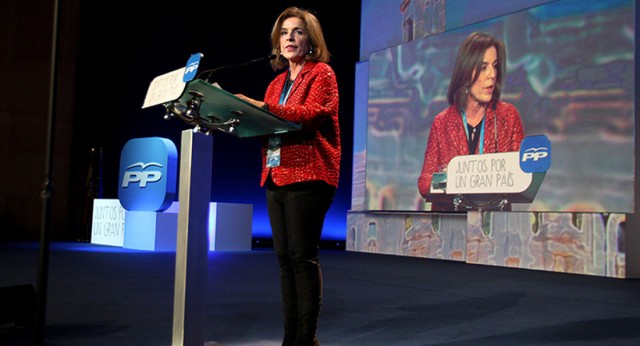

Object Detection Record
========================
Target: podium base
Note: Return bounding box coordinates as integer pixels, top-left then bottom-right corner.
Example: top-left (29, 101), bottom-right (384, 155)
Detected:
top-left (92, 200), bottom-right (253, 252)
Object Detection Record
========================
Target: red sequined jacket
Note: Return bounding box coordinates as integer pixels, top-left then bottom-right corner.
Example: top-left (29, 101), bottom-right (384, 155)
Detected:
top-left (261, 61), bottom-right (341, 188)
top-left (418, 101), bottom-right (524, 198)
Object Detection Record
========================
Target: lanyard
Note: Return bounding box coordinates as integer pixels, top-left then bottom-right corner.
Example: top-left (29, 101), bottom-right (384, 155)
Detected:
top-left (279, 73), bottom-right (294, 105)
top-left (461, 109), bottom-right (485, 154)
top-left (271, 72), bottom-right (294, 168)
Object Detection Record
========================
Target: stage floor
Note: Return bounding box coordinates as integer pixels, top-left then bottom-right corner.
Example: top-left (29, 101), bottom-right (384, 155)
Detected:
top-left (2, 241), bottom-right (640, 345)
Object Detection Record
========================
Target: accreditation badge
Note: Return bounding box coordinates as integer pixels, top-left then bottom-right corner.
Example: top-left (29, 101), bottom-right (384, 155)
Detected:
top-left (266, 136), bottom-right (281, 167)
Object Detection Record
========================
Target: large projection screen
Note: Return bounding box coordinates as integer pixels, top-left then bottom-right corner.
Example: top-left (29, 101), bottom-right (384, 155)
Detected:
top-left (364, 0), bottom-right (635, 213)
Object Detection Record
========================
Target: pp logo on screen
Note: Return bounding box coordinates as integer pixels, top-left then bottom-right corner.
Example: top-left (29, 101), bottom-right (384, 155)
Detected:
top-left (183, 52), bottom-right (203, 82)
top-left (118, 137), bottom-right (178, 212)
top-left (519, 135), bottom-right (551, 173)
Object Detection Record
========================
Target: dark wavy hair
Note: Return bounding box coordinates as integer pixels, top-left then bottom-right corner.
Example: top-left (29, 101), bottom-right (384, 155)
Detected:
top-left (447, 32), bottom-right (506, 111)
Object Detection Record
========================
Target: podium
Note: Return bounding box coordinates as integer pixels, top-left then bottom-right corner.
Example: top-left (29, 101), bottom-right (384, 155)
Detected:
top-left (425, 151), bottom-right (547, 211)
top-left (425, 172), bottom-right (545, 211)
top-left (152, 78), bottom-right (300, 345)
top-left (164, 79), bottom-right (300, 137)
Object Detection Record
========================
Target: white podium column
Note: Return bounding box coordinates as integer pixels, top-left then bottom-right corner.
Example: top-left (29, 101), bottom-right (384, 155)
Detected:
top-left (172, 130), bottom-right (212, 345)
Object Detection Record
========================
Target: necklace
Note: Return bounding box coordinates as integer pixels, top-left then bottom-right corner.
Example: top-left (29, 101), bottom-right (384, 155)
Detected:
top-left (461, 108), bottom-right (486, 154)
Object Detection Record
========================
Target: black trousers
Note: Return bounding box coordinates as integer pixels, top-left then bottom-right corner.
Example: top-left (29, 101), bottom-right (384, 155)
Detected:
top-left (266, 178), bottom-right (336, 346)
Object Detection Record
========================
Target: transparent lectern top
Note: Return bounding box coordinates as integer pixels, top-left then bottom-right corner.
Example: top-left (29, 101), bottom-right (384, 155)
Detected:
top-left (167, 79), bottom-right (301, 138)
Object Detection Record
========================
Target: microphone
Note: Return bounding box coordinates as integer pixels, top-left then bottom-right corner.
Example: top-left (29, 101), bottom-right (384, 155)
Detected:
top-left (199, 54), bottom-right (277, 83)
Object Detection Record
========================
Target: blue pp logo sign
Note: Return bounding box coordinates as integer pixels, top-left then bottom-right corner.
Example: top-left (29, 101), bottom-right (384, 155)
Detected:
top-left (183, 52), bottom-right (203, 82)
top-left (118, 137), bottom-right (178, 212)
top-left (519, 135), bottom-right (551, 173)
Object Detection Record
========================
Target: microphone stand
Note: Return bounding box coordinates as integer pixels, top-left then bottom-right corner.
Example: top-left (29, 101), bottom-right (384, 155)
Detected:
top-left (35, 0), bottom-right (60, 344)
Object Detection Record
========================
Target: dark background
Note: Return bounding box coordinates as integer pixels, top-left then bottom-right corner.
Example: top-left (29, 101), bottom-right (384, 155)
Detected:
top-left (0, 0), bottom-right (361, 243)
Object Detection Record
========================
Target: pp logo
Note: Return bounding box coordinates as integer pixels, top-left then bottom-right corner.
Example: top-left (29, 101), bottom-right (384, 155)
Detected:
top-left (519, 135), bottom-right (551, 173)
top-left (183, 52), bottom-right (203, 82)
top-left (121, 162), bottom-right (163, 188)
top-left (118, 137), bottom-right (178, 212)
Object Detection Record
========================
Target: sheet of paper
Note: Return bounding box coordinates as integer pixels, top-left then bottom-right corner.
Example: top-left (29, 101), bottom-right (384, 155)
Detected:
top-left (141, 68), bottom-right (186, 109)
